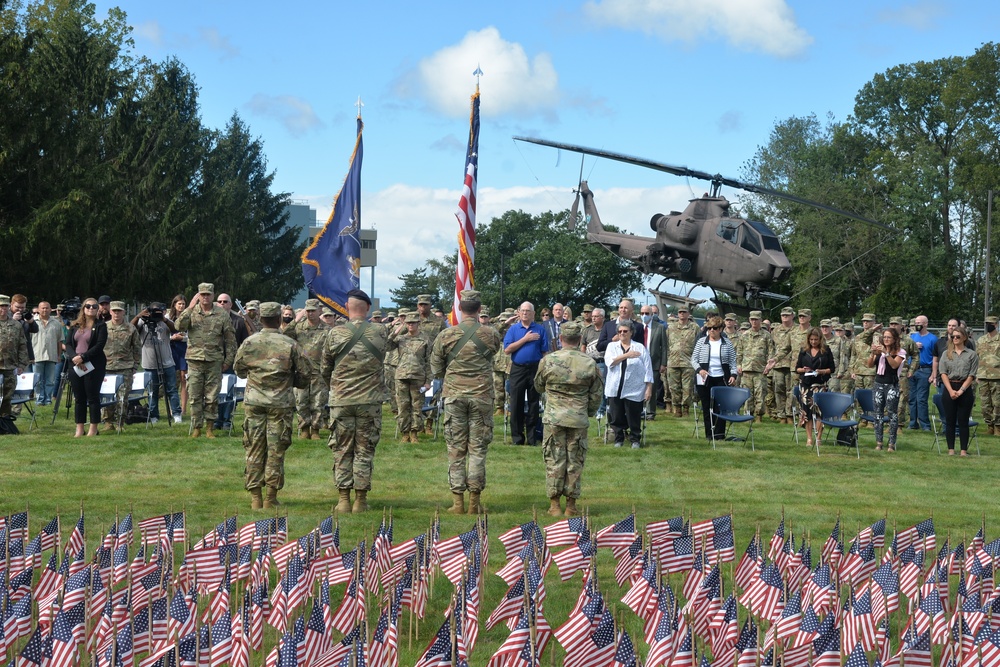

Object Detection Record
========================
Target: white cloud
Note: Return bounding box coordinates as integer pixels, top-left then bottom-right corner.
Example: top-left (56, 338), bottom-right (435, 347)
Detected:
top-left (133, 20), bottom-right (164, 47)
top-left (244, 94), bottom-right (324, 137)
top-left (299, 182), bottom-right (699, 304)
top-left (398, 27), bottom-right (561, 118)
top-left (199, 27), bottom-right (240, 59)
top-left (584, 0), bottom-right (814, 58)
top-left (877, 1), bottom-right (944, 31)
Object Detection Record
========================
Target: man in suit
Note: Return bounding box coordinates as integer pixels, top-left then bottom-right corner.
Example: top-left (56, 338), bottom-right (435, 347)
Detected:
top-left (543, 303), bottom-right (566, 352)
top-left (596, 299), bottom-right (645, 356)
top-left (639, 304), bottom-right (667, 419)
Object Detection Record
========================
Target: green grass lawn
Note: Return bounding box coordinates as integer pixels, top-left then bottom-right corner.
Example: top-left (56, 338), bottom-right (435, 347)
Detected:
top-left (1, 404), bottom-right (996, 663)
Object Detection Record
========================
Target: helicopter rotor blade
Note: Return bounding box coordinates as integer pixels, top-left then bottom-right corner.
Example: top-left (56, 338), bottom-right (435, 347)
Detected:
top-left (567, 154), bottom-right (584, 231)
top-left (514, 135), bottom-right (889, 230)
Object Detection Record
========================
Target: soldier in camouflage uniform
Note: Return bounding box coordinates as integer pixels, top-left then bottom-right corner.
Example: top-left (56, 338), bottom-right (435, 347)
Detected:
top-left (977, 316), bottom-right (1000, 435)
top-left (0, 294), bottom-right (30, 420)
top-left (389, 312), bottom-right (430, 443)
top-left (321, 289), bottom-right (387, 514)
top-left (788, 308), bottom-right (813, 423)
top-left (283, 299), bottom-right (330, 440)
top-left (839, 323), bottom-right (856, 394)
top-left (175, 282), bottom-right (237, 438)
top-left (724, 313), bottom-right (741, 345)
top-left (416, 295), bottom-right (445, 434)
top-left (384, 308), bottom-right (405, 415)
top-left (771, 307), bottom-right (796, 423)
top-left (492, 308), bottom-right (516, 416)
top-left (234, 302), bottom-right (312, 510)
top-left (101, 302), bottom-right (141, 431)
top-left (666, 305), bottom-right (697, 417)
top-left (430, 290), bottom-right (502, 516)
top-left (889, 317), bottom-right (919, 427)
top-left (736, 311), bottom-right (776, 421)
top-left (852, 314), bottom-right (879, 394)
top-left (534, 321), bottom-right (603, 517)
top-left (821, 319), bottom-right (841, 392)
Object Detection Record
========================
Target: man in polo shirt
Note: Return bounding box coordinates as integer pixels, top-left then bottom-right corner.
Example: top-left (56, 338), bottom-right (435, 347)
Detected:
top-left (503, 302), bottom-right (548, 445)
top-left (908, 314), bottom-right (937, 431)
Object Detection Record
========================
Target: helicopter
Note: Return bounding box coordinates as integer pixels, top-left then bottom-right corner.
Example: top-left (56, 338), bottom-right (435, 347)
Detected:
top-left (513, 136), bottom-right (887, 313)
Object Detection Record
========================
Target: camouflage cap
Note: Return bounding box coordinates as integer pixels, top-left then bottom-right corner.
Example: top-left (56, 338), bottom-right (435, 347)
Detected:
top-left (386, 311), bottom-right (397, 318)
top-left (862, 312), bottom-right (876, 321)
top-left (740, 321), bottom-right (750, 330)
top-left (398, 307), bottom-right (410, 315)
top-left (321, 308), bottom-right (335, 316)
top-left (259, 301), bottom-right (281, 318)
top-left (198, 282), bottom-right (214, 294)
top-left (819, 319), bottom-right (831, 327)
top-left (459, 289), bottom-right (481, 302)
top-left (780, 307), bottom-right (795, 315)
top-left (582, 304), bottom-right (595, 312)
top-left (833, 323), bottom-right (844, 331)
top-left (987, 315), bottom-right (999, 325)
top-left (304, 298), bottom-right (321, 311)
top-left (479, 307), bottom-right (490, 317)
top-left (798, 308), bottom-right (812, 318)
top-left (0, 295), bottom-right (11, 306)
top-left (561, 321), bottom-right (584, 337)
top-left (888, 316), bottom-right (903, 325)
top-left (371, 310), bottom-right (383, 318)
top-left (245, 300), bottom-right (260, 311)
top-left (404, 312), bottom-right (421, 323)
top-left (748, 310), bottom-right (762, 320)
top-left (847, 321), bottom-right (856, 329)
top-left (830, 317), bottom-right (841, 324)
top-left (725, 312), bottom-right (738, 321)
top-left (416, 294), bottom-right (433, 305)
top-left (677, 304), bottom-right (690, 312)
top-left (109, 301), bottom-right (126, 311)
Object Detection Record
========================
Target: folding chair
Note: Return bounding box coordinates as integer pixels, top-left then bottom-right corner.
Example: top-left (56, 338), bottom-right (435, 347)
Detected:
top-left (10, 372), bottom-right (38, 431)
top-left (709, 386), bottom-right (754, 450)
top-left (125, 371), bottom-right (153, 429)
top-left (229, 377), bottom-right (247, 436)
top-left (98, 375), bottom-right (124, 434)
top-left (853, 389), bottom-right (877, 442)
top-left (692, 397), bottom-right (704, 438)
top-left (930, 392), bottom-right (980, 455)
top-left (791, 385), bottom-right (806, 444)
top-left (420, 379), bottom-right (443, 440)
top-left (813, 391), bottom-right (860, 458)
top-left (217, 374), bottom-right (236, 434)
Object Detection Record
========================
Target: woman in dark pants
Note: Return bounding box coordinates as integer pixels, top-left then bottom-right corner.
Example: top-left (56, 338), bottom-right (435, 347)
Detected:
top-left (795, 328), bottom-right (835, 447)
top-left (939, 326), bottom-right (978, 456)
top-left (64, 298), bottom-right (107, 437)
top-left (691, 316), bottom-right (737, 441)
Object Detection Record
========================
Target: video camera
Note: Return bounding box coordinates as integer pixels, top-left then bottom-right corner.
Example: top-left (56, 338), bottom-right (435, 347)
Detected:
top-left (147, 302), bottom-right (166, 324)
top-left (61, 297), bottom-right (82, 322)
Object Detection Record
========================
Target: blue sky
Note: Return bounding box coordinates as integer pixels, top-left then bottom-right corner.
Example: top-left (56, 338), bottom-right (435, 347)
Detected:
top-left (94, 0), bottom-right (999, 306)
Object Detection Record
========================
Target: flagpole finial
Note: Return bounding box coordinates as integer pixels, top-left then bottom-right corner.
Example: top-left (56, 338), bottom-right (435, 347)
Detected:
top-left (355, 96), bottom-right (364, 119)
top-left (473, 65), bottom-right (483, 91)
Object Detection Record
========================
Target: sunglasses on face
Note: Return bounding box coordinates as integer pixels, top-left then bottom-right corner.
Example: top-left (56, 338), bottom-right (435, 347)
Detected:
top-left (618, 330), bottom-right (631, 335)
top-left (951, 335), bottom-right (964, 340)
top-left (708, 325), bottom-right (722, 330)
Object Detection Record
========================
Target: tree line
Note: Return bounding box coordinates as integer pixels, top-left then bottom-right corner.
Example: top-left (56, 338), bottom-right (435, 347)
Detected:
top-left (0, 0), bottom-right (304, 303)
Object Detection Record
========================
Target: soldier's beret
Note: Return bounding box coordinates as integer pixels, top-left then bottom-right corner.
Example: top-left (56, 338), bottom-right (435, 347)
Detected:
top-left (798, 308), bottom-right (812, 317)
top-left (259, 302), bottom-right (281, 318)
top-left (748, 310), bottom-right (763, 320)
top-left (862, 313), bottom-right (876, 321)
top-left (404, 312), bottom-right (421, 323)
top-left (0, 294), bottom-right (11, 306)
top-left (198, 283), bottom-right (214, 294)
top-left (725, 312), bottom-right (738, 321)
top-left (459, 289), bottom-right (481, 302)
top-left (780, 307), bottom-right (795, 315)
top-left (98, 295), bottom-right (112, 304)
top-left (561, 321), bottom-right (583, 337)
top-left (987, 316), bottom-right (999, 325)
top-left (246, 300), bottom-right (260, 311)
top-left (371, 310), bottom-right (382, 318)
top-left (347, 289), bottom-right (371, 305)
top-left (109, 301), bottom-right (126, 311)
top-left (416, 294), bottom-right (432, 305)
top-left (582, 304), bottom-right (595, 312)
top-left (889, 316), bottom-right (903, 325)
top-left (304, 298), bottom-right (321, 310)
top-left (820, 319), bottom-right (832, 327)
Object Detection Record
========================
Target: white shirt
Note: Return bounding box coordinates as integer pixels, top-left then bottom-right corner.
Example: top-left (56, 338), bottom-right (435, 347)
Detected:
top-left (708, 339), bottom-right (724, 377)
top-left (604, 340), bottom-right (654, 401)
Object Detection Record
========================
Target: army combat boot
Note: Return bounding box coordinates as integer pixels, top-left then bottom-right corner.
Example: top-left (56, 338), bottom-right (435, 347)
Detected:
top-left (190, 427), bottom-right (201, 438)
top-left (310, 426), bottom-right (322, 440)
top-left (547, 497), bottom-right (562, 517)
top-left (447, 492), bottom-right (465, 515)
top-left (468, 492), bottom-right (486, 515)
top-left (205, 425), bottom-right (216, 439)
top-left (264, 487), bottom-right (280, 508)
top-left (410, 429), bottom-right (420, 443)
top-left (352, 490), bottom-right (369, 513)
top-left (336, 489), bottom-right (352, 514)
top-left (250, 488), bottom-right (263, 510)
top-left (565, 497), bottom-right (580, 517)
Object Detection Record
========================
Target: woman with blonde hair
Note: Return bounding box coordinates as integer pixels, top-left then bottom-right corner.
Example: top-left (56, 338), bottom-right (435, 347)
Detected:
top-left (64, 298), bottom-right (107, 436)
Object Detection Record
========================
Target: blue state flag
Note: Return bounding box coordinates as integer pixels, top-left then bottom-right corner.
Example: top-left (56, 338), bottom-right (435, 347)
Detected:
top-left (302, 117), bottom-right (363, 316)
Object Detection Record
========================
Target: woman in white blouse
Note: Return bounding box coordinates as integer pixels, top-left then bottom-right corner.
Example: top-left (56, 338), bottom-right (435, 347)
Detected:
top-left (690, 316), bottom-right (738, 441)
top-left (604, 322), bottom-right (654, 448)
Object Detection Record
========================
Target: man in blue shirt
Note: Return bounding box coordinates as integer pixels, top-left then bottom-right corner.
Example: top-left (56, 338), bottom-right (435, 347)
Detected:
top-left (908, 314), bottom-right (937, 430)
top-left (504, 302), bottom-right (548, 445)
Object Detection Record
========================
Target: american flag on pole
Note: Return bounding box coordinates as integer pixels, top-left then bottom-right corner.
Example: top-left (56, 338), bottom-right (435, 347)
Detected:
top-left (448, 83), bottom-right (480, 326)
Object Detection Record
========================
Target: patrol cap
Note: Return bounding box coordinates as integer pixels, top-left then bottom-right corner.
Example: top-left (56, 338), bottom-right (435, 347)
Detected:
top-left (198, 282), bottom-right (214, 294)
top-left (889, 316), bottom-right (903, 325)
top-left (798, 308), bottom-right (812, 318)
top-left (987, 316), bottom-right (999, 325)
top-left (304, 298), bottom-right (321, 311)
top-left (748, 310), bottom-right (762, 320)
top-left (740, 321), bottom-right (750, 330)
top-left (833, 323), bottom-right (844, 331)
top-left (862, 313), bottom-right (876, 321)
top-left (386, 311), bottom-right (397, 318)
top-left (321, 308), bottom-right (335, 316)
top-left (725, 312), bottom-right (738, 321)
top-left (0, 294), bottom-right (10, 306)
top-left (459, 289), bottom-right (480, 302)
top-left (259, 302), bottom-right (281, 318)
top-left (398, 307), bottom-right (410, 315)
top-left (416, 294), bottom-right (432, 305)
top-left (820, 319), bottom-right (831, 327)
top-left (98, 295), bottom-right (111, 305)
top-left (246, 300), bottom-right (260, 311)
top-left (780, 307), bottom-right (795, 316)
top-left (582, 304), bottom-right (595, 312)
top-left (347, 289), bottom-right (371, 305)
top-left (371, 310), bottom-right (383, 318)
top-left (677, 304), bottom-right (689, 313)
top-left (846, 321), bottom-right (856, 329)
top-left (479, 307), bottom-right (490, 317)
top-left (109, 301), bottom-right (125, 311)
top-left (561, 321), bottom-right (583, 337)
top-left (404, 312), bottom-right (421, 323)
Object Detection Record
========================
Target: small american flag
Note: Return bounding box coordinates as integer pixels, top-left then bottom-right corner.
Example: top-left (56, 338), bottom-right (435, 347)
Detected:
top-left (597, 514), bottom-right (636, 550)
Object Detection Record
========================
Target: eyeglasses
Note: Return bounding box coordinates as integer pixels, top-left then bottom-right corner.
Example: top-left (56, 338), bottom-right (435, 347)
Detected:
top-left (618, 330), bottom-right (632, 335)
top-left (84, 304), bottom-right (99, 309)
top-left (708, 325), bottom-right (722, 330)
top-left (217, 299), bottom-right (230, 304)
top-left (951, 335), bottom-right (963, 340)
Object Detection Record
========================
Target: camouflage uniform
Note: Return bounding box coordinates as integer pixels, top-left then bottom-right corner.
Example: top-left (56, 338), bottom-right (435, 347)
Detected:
top-left (736, 318), bottom-right (775, 418)
top-left (666, 319), bottom-right (698, 413)
top-left (0, 296), bottom-right (30, 419)
top-left (892, 318), bottom-right (920, 425)
top-left (283, 302), bottom-right (330, 435)
top-left (430, 303), bottom-right (502, 495)
top-left (101, 308), bottom-right (141, 426)
top-left (234, 310), bottom-right (312, 493)
top-left (838, 324), bottom-right (855, 394)
top-left (417, 297), bottom-right (445, 429)
top-left (383, 311), bottom-right (404, 415)
top-left (976, 320), bottom-right (1000, 434)
top-left (389, 315), bottom-right (430, 437)
top-left (321, 317), bottom-right (387, 492)
top-left (824, 323), bottom-right (842, 392)
top-left (852, 318), bottom-right (878, 390)
top-left (534, 326), bottom-right (603, 500)
top-left (175, 284), bottom-right (237, 430)
top-left (771, 311), bottom-right (796, 420)
top-left (493, 312), bottom-right (515, 414)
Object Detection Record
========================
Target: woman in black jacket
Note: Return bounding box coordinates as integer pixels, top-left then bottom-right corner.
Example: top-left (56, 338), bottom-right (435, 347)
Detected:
top-left (64, 298), bottom-right (107, 436)
top-left (795, 327), bottom-right (835, 446)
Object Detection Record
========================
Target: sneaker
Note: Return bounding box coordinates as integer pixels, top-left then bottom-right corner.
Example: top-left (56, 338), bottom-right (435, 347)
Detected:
top-left (631, 442), bottom-right (641, 449)
top-left (173, 415), bottom-right (182, 424)
top-left (150, 417), bottom-right (159, 424)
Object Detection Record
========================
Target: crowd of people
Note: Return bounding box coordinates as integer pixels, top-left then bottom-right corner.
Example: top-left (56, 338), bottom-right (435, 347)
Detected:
top-left (1, 287), bottom-right (997, 512)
